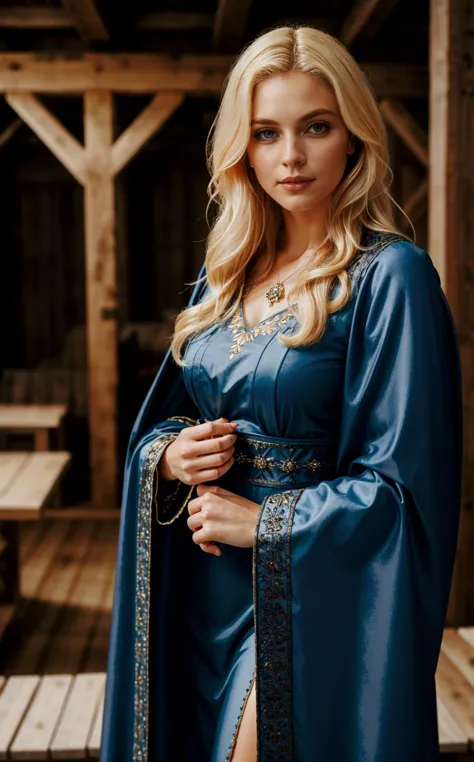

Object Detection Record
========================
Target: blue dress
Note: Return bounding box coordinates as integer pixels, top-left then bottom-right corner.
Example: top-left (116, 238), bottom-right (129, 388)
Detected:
top-left (100, 231), bottom-right (463, 762)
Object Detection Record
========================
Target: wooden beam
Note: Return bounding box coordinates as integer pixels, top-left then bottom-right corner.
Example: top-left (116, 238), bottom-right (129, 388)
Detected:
top-left (0, 55), bottom-right (427, 97)
top-left (213, 0), bottom-right (253, 49)
top-left (429, 0), bottom-right (460, 304)
top-left (4, 93), bottom-right (88, 185)
top-left (3, 90), bottom-right (120, 505)
top-left (136, 12), bottom-right (214, 31)
top-left (0, 117), bottom-right (22, 150)
top-left (429, 0), bottom-right (474, 628)
top-left (0, 54), bottom-right (231, 95)
top-left (60, 0), bottom-right (108, 42)
top-left (83, 90), bottom-right (117, 507)
top-left (340, 0), bottom-right (400, 46)
top-left (380, 99), bottom-right (429, 167)
top-left (0, 7), bottom-right (73, 28)
top-left (111, 92), bottom-right (184, 176)
top-left (403, 178), bottom-right (428, 221)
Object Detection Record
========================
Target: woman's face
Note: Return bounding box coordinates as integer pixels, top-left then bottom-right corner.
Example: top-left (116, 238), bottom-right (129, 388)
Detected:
top-left (246, 71), bottom-right (354, 215)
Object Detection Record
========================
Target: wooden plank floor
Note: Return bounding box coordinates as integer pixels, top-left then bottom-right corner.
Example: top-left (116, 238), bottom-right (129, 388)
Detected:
top-left (0, 518), bottom-right (118, 676)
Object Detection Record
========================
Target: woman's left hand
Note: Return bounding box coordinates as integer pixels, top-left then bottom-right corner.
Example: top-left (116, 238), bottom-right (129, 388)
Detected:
top-left (187, 483), bottom-right (261, 556)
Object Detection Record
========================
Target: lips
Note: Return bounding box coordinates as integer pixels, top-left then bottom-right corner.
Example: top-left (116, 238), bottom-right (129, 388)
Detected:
top-left (279, 176), bottom-right (314, 183)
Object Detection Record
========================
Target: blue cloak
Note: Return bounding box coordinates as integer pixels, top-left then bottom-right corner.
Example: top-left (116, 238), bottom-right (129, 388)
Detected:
top-left (100, 231), bottom-right (463, 762)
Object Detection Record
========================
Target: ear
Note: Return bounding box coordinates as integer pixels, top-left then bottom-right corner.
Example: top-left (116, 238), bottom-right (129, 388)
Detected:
top-left (347, 135), bottom-right (356, 156)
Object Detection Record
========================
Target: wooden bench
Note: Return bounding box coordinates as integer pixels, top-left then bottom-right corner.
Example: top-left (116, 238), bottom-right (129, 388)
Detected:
top-left (0, 452), bottom-right (71, 521)
top-left (0, 627), bottom-right (473, 760)
top-left (437, 627), bottom-right (474, 756)
top-left (0, 672), bottom-right (105, 760)
top-left (0, 404), bottom-right (68, 451)
top-left (0, 451), bottom-right (71, 640)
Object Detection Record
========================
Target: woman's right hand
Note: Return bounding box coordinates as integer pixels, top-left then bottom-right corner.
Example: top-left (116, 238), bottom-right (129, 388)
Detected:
top-left (159, 417), bottom-right (238, 485)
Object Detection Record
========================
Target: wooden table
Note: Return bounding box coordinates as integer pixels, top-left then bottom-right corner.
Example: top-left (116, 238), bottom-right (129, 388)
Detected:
top-left (0, 451), bottom-right (71, 642)
top-left (0, 404), bottom-right (68, 451)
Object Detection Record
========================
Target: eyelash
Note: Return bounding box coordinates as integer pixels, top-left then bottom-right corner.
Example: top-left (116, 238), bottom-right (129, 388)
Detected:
top-left (253, 122), bottom-right (331, 141)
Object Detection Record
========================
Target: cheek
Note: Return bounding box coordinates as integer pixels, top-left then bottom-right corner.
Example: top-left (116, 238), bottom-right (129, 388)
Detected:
top-left (251, 148), bottom-right (275, 182)
top-left (314, 137), bottom-right (349, 179)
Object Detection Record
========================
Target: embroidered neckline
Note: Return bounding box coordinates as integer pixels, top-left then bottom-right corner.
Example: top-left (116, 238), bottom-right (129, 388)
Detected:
top-left (228, 303), bottom-right (294, 360)
top-left (239, 299), bottom-right (292, 332)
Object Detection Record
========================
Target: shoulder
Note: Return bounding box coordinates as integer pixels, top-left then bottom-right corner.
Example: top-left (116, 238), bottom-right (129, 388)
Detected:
top-left (349, 233), bottom-right (440, 297)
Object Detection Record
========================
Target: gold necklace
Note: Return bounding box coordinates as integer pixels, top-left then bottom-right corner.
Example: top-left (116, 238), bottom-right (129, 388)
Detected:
top-left (264, 256), bottom-right (312, 306)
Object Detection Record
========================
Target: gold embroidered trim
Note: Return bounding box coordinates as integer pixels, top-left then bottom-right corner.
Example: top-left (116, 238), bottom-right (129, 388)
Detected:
top-left (228, 310), bottom-right (294, 360)
top-left (133, 433), bottom-right (176, 762)
top-left (234, 451), bottom-right (330, 473)
top-left (166, 415), bottom-right (199, 426)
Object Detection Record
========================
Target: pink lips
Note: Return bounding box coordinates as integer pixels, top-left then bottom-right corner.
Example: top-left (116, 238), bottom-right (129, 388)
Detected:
top-left (280, 175), bottom-right (313, 183)
top-left (279, 176), bottom-right (314, 191)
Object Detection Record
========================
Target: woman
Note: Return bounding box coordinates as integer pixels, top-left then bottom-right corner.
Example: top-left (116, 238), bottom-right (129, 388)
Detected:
top-left (100, 25), bottom-right (462, 762)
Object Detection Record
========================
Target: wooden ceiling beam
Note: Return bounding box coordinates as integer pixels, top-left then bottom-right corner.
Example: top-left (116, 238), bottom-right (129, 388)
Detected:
top-left (60, 0), bottom-right (108, 42)
top-left (0, 7), bottom-right (73, 29)
top-left (136, 12), bottom-right (214, 31)
top-left (0, 55), bottom-right (427, 97)
top-left (380, 98), bottom-right (429, 167)
top-left (5, 92), bottom-right (88, 184)
top-left (111, 92), bottom-right (184, 175)
top-left (341, 0), bottom-right (400, 47)
top-left (0, 53), bottom-right (230, 94)
top-left (213, 0), bottom-right (253, 49)
top-left (0, 117), bottom-right (22, 150)
top-left (402, 178), bottom-right (428, 227)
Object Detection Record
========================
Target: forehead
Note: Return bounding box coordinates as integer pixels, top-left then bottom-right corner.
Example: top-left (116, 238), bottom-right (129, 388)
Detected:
top-left (251, 71), bottom-right (339, 119)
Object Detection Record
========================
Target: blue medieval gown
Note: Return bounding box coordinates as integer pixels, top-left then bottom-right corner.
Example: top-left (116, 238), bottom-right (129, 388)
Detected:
top-left (100, 231), bottom-right (463, 762)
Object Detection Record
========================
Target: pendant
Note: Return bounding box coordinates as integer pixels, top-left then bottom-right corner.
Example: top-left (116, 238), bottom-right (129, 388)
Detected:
top-left (265, 282), bottom-right (285, 306)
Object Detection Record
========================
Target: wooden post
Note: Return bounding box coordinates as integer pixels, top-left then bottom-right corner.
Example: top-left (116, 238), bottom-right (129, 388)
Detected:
top-left (429, 0), bottom-right (474, 624)
top-left (5, 87), bottom-right (185, 507)
top-left (83, 91), bottom-right (117, 507)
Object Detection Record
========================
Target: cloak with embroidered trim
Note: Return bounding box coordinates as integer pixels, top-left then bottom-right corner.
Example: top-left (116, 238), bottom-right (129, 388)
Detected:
top-left (100, 232), bottom-right (462, 762)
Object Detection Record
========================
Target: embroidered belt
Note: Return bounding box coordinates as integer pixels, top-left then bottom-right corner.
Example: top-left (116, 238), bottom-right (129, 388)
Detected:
top-left (232, 433), bottom-right (337, 487)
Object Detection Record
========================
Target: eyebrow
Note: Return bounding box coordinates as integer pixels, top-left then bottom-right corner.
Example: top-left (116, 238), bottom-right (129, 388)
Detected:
top-left (250, 108), bottom-right (337, 126)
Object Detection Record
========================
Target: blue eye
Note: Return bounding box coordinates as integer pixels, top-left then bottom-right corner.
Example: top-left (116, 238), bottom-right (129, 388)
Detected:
top-left (307, 122), bottom-right (330, 135)
top-left (253, 122), bottom-right (331, 141)
top-left (254, 128), bottom-right (277, 141)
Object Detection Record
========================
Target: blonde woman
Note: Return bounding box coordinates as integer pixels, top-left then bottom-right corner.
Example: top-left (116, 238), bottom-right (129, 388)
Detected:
top-left (100, 25), bottom-right (462, 762)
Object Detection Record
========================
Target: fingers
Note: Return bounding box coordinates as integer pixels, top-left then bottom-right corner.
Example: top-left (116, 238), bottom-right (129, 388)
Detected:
top-left (168, 417), bottom-right (239, 486)
top-left (199, 541), bottom-right (222, 557)
top-left (188, 448), bottom-right (235, 473)
top-left (194, 432), bottom-right (237, 456)
top-left (187, 418), bottom-right (238, 442)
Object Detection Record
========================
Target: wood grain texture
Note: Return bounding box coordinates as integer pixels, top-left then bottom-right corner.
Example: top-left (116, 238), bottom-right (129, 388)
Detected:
top-left (60, 0), bottom-right (108, 41)
top-left (5, 93), bottom-right (88, 185)
top-left (83, 90), bottom-right (117, 507)
top-left (111, 92), bottom-right (184, 176)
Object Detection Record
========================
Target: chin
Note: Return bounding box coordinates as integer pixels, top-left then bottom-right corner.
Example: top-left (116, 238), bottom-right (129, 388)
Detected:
top-left (276, 194), bottom-right (327, 214)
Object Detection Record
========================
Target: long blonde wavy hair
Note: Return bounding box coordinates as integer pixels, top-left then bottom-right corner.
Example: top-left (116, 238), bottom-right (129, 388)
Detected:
top-left (171, 25), bottom-right (408, 366)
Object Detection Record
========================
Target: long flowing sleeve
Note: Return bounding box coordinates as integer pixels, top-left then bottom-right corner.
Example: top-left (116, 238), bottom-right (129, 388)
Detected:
top-left (139, 373), bottom-right (203, 525)
top-left (253, 241), bottom-right (463, 762)
top-left (100, 263), bottom-right (208, 762)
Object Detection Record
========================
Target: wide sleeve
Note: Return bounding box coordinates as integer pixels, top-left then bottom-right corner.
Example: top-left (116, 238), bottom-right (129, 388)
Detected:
top-left (252, 241), bottom-right (463, 762)
top-left (100, 265), bottom-right (208, 762)
top-left (124, 261), bottom-right (209, 525)
top-left (139, 373), bottom-right (204, 525)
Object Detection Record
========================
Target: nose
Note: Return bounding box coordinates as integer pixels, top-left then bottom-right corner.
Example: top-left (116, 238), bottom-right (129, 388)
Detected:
top-left (281, 132), bottom-right (306, 169)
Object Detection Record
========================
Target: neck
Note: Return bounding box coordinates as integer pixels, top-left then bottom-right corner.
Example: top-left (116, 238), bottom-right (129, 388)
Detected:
top-left (279, 205), bottom-right (329, 262)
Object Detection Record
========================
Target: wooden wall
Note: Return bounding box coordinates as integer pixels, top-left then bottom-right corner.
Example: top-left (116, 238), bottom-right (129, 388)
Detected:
top-left (0, 95), bottom-right (215, 498)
